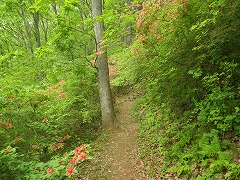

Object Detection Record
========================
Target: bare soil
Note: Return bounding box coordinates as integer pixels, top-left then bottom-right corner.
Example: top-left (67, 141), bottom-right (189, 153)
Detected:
top-left (98, 91), bottom-right (144, 180)
top-left (76, 91), bottom-right (150, 179)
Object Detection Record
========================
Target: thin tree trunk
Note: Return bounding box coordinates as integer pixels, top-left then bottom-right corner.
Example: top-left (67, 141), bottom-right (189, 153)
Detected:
top-left (52, 3), bottom-right (58, 15)
top-left (41, 18), bottom-right (48, 44)
top-left (33, 11), bottom-right (41, 48)
top-left (92, 0), bottom-right (116, 128)
top-left (19, 8), bottom-right (34, 54)
top-left (125, 0), bottom-right (133, 45)
top-left (33, 11), bottom-right (43, 81)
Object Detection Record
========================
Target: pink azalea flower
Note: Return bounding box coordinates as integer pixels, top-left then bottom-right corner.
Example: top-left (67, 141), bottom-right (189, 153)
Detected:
top-left (6, 123), bottom-right (12, 128)
top-left (66, 166), bottom-right (74, 176)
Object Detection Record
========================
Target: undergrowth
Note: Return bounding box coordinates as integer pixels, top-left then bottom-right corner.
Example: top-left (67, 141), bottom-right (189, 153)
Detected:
top-left (116, 0), bottom-right (240, 179)
top-left (132, 93), bottom-right (240, 179)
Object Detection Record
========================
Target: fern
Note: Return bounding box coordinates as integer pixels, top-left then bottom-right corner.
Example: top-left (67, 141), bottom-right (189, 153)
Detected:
top-left (198, 130), bottom-right (221, 158)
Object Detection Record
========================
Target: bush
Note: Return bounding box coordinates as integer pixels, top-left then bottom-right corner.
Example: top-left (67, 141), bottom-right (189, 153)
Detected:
top-left (124, 0), bottom-right (240, 178)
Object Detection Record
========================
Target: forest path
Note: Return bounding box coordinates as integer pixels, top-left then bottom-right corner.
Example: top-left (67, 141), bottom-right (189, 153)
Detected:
top-left (85, 90), bottom-right (148, 179)
top-left (98, 91), bottom-right (146, 179)
top-left (99, 91), bottom-right (144, 179)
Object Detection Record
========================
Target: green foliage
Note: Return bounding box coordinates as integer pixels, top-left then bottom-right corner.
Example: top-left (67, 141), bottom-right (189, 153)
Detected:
top-left (1, 0), bottom-right (240, 178)
top-left (0, 0), bottom-right (100, 179)
top-left (0, 66), bottom-right (99, 178)
top-left (0, 144), bottom-right (92, 179)
top-left (118, 0), bottom-right (240, 179)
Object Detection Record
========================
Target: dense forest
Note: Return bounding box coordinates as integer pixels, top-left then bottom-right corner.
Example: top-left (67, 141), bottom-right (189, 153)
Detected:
top-left (0, 0), bottom-right (239, 179)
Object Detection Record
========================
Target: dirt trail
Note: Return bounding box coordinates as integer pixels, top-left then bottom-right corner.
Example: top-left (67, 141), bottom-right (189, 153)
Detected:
top-left (93, 91), bottom-right (147, 180)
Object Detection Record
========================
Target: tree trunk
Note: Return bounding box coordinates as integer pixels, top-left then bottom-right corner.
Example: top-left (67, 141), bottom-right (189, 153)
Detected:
top-left (41, 19), bottom-right (48, 44)
top-left (33, 11), bottom-right (43, 81)
top-left (20, 8), bottom-right (34, 55)
top-left (33, 11), bottom-right (41, 48)
top-left (125, 0), bottom-right (133, 45)
top-left (91, 0), bottom-right (116, 128)
top-left (52, 3), bottom-right (58, 15)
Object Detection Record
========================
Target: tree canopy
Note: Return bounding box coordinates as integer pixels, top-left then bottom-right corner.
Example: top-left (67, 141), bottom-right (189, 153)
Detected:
top-left (0, 0), bottom-right (239, 179)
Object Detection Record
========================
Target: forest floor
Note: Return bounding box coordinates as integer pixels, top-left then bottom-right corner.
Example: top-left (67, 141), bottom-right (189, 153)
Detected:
top-left (75, 90), bottom-right (150, 179)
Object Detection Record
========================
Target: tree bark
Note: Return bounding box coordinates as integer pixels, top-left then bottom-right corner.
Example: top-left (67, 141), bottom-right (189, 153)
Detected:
top-left (52, 3), bottom-right (58, 15)
top-left (33, 11), bottom-right (41, 48)
top-left (41, 19), bottom-right (48, 44)
top-left (125, 0), bottom-right (133, 45)
top-left (19, 8), bottom-right (34, 54)
top-left (91, 0), bottom-right (116, 128)
top-left (33, 11), bottom-right (43, 81)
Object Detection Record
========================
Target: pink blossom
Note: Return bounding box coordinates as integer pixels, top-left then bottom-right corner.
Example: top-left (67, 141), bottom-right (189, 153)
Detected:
top-left (66, 166), bottom-right (74, 176)
top-left (47, 168), bottom-right (54, 175)
top-left (136, 19), bottom-right (142, 27)
top-left (69, 158), bottom-right (77, 165)
top-left (6, 123), bottom-right (12, 128)
top-left (79, 153), bottom-right (88, 161)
